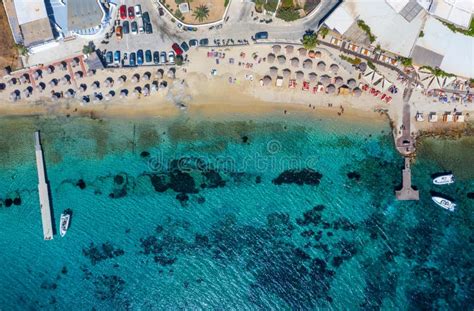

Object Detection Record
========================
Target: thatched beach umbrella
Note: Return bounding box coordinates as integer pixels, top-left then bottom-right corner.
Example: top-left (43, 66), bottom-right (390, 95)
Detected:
top-left (143, 72), bottom-right (151, 81)
top-left (155, 69), bottom-right (164, 79)
top-left (46, 65), bottom-right (55, 74)
top-left (61, 75), bottom-right (70, 85)
top-left (309, 72), bottom-right (317, 82)
top-left (81, 96), bottom-right (90, 105)
top-left (282, 68), bottom-right (291, 78)
top-left (320, 74), bottom-right (331, 85)
top-left (326, 84), bottom-right (336, 94)
top-left (133, 87), bottom-right (141, 97)
top-left (151, 81), bottom-right (159, 92)
top-left (93, 93), bottom-right (103, 102)
top-left (51, 93), bottom-right (60, 101)
top-left (49, 79), bottom-right (58, 87)
top-left (272, 45), bottom-right (281, 53)
top-left (108, 90), bottom-right (115, 98)
top-left (120, 89), bottom-right (128, 98)
top-left (285, 45), bottom-right (294, 54)
top-left (78, 83), bottom-right (87, 93)
top-left (290, 57), bottom-right (299, 67)
top-left (358, 62), bottom-right (367, 72)
top-left (353, 87), bottom-right (362, 97)
top-left (167, 69), bottom-right (175, 79)
top-left (118, 75), bottom-right (126, 84)
top-left (160, 81), bottom-right (168, 89)
top-left (317, 61), bottom-right (326, 71)
top-left (143, 85), bottom-right (150, 96)
top-left (269, 66), bottom-right (278, 77)
top-left (104, 77), bottom-right (114, 87)
top-left (330, 63), bottom-right (339, 73)
top-left (8, 78), bottom-right (17, 86)
top-left (267, 53), bottom-right (276, 64)
top-left (262, 75), bottom-right (272, 86)
top-left (33, 70), bottom-right (41, 80)
top-left (303, 59), bottom-right (313, 69)
top-left (59, 61), bottom-right (67, 71)
top-left (10, 90), bottom-right (20, 101)
top-left (22, 87), bottom-right (32, 98)
top-left (65, 89), bottom-right (75, 98)
top-left (335, 76), bottom-right (344, 87)
top-left (87, 69), bottom-right (95, 77)
top-left (298, 48), bottom-right (307, 57)
top-left (296, 71), bottom-right (304, 80)
top-left (92, 81), bottom-right (100, 90)
top-left (348, 78), bottom-right (357, 88)
top-left (36, 82), bottom-right (46, 92)
top-left (71, 57), bottom-right (79, 67)
top-left (19, 74), bottom-right (29, 84)
top-left (0, 83), bottom-right (5, 92)
top-left (315, 51), bottom-right (322, 58)
top-left (74, 71), bottom-right (83, 79)
top-left (131, 74), bottom-right (139, 83)
top-left (277, 55), bottom-right (286, 64)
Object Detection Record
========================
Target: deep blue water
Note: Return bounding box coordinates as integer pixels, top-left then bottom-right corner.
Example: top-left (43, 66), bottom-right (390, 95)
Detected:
top-left (0, 115), bottom-right (472, 310)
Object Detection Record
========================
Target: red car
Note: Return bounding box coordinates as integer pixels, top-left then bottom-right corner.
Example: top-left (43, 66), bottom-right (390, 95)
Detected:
top-left (172, 43), bottom-right (183, 56)
top-left (128, 6), bottom-right (135, 19)
top-left (119, 5), bottom-right (127, 20)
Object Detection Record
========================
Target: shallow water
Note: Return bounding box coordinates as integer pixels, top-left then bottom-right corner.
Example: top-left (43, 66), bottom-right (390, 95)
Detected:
top-left (0, 115), bottom-right (472, 310)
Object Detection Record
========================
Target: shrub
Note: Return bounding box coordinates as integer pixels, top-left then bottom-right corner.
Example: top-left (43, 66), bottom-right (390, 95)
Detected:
top-left (357, 20), bottom-right (376, 43)
top-left (277, 7), bottom-right (300, 21)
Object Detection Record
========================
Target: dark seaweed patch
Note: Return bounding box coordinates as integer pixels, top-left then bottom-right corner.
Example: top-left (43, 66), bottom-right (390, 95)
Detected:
top-left (176, 193), bottom-right (189, 206)
top-left (467, 192), bottom-right (474, 199)
top-left (201, 170), bottom-right (226, 188)
top-left (296, 205), bottom-right (324, 226)
top-left (272, 169), bottom-right (323, 186)
top-left (61, 266), bottom-right (68, 275)
top-left (347, 171), bottom-right (361, 181)
top-left (149, 174), bottom-right (169, 192)
top-left (255, 176), bottom-right (261, 184)
top-left (82, 242), bottom-right (125, 265)
top-left (241, 135), bottom-right (249, 143)
top-left (114, 175), bottom-right (124, 185)
top-left (93, 275), bottom-right (125, 301)
top-left (5, 198), bottom-right (12, 207)
top-left (196, 196), bottom-right (206, 204)
top-left (169, 171), bottom-right (197, 193)
top-left (140, 151), bottom-right (150, 158)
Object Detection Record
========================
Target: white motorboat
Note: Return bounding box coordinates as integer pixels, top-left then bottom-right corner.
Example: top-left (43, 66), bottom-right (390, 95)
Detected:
top-left (432, 196), bottom-right (456, 212)
top-left (433, 174), bottom-right (455, 185)
top-left (59, 213), bottom-right (70, 237)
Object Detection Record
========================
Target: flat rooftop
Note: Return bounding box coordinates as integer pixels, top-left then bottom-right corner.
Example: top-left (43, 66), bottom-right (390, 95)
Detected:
top-left (14, 0), bottom-right (48, 25)
top-left (67, 0), bottom-right (103, 32)
top-left (21, 18), bottom-right (54, 46)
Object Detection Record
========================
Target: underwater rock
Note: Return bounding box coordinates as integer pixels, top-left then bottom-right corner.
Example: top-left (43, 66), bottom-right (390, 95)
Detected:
top-left (61, 266), bottom-right (68, 275)
top-left (5, 198), bottom-right (12, 207)
top-left (169, 171), bottom-right (197, 193)
top-left (272, 169), bottom-right (323, 186)
top-left (82, 242), bottom-right (125, 265)
top-left (331, 256), bottom-right (344, 267)
top-left (176, 193), bottom-right (189, 206)
top-left (114, 175), bottom-right (125, 185)
top-left (467, 192), bottom-right (474, 199)
top-left (149, 174), bottom-right (169, 192)
top-left (109, 188), bottom-right (127, 199)
top-left (255, 176), bottom-right (262, 184)
top-left (347, 171), bottom-right (361, 181)
top-left (241, 135), bottom-right (249, 143)
top-left (140, 151), bottom-right (150, 158)
top-left (13, 196), bottom-right (21, 206)
top-left (76, 179), bottom-right (86, 190)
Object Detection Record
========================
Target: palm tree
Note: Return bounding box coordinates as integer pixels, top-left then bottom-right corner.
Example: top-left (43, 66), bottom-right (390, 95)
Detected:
top-left (301, 30), bottom-right (318, 50)
top-left (193, 5), bottom-right (209, 22)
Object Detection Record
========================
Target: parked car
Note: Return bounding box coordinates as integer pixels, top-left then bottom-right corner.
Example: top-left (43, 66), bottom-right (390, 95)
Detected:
top-left (128, 6), bottom-right (135, 19)
top-left (142, 12), bottom-right (150, 24)
top-left (122, 21), bottom-right (130, 34)
top-left (189, 39), bottom-right (198, 47)
top-left (168, 51), bottom-right (175, 64)
top-left (145, 50), bottom-right (152, 63)
top-left (172, 43), bottom-right (183, 55)
top-left (134, 4), bottom-right (142, 18)
top-left (119, 5), bottom-right (127, 20)
top-left (114, 50), bottom-right (121, 64)
top-left (105, 51), bottom-right (113, 64)
top-left (160, 51), bottom-right (167, 63)
top-left (180, 41), bottom-right (189, 52)
top-left (199, 38), bottom-right (209, 46)
top-left (145, 22), bottom-right (153, 34)
top-left (158, 8), bottom-right (164, 16)
top-left (254, 31), bottom-right (268, 40)
top-left (137, 49), bottom-right (144, 65)
top-left (115, 26), bottom-right (123, 39)
top-left (131, 21), bottom-right (138, 34)
top-left (153, 51), bottom-right (160, 64)
top-left (129, 52), bottom-right (136, 66)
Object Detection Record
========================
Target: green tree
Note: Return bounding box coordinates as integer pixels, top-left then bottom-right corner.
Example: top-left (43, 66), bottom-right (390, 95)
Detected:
top-left (14, 43), bottom-right (28, 56)
top-left (318, 26), bottom-right (329, 38)
top-left (175, 9), bottom-right (183, 20)
top-left (193, 5), bottom-right (210, 22)
top-left (301, 30), bottom-right (318, 49)
top-left (277, 7), bottom-right (299, 22)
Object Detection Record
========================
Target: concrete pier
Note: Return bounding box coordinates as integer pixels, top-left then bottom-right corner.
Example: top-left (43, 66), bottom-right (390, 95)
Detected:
top-left (34, 131), bottom-right (53, 240)
top-left (395, 157), bottom-right (419, 201)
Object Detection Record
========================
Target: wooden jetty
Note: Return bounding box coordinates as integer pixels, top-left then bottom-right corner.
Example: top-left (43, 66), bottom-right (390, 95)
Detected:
top-left (395, 157), bottom-right (419, 201)
top-left (34, 131), bottom-right (53, 240)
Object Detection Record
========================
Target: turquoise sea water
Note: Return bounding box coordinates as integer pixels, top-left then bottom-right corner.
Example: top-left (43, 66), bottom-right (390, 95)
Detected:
top-left (0, 114), bottom-right (472, 310)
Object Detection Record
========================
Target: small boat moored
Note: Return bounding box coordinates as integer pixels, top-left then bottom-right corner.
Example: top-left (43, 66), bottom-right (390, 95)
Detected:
top-left (432, 196), bottom-right (456, 212)
top-left (59, 211), bottom-right (71, 237)
top-left (433, 174), bottom-right (455, 185)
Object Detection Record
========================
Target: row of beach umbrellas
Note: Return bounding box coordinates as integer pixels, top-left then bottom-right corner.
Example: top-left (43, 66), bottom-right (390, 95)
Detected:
top-left (267, 55), bottom-right (340, 73)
